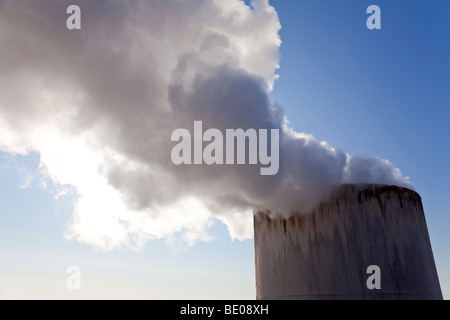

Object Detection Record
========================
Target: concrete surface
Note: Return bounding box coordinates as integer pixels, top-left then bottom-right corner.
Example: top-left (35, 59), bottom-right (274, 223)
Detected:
top-left (254, 184), bottom-right (443, 300)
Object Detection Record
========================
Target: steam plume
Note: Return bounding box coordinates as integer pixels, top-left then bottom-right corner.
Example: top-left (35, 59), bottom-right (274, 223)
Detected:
top-left (0, 0), bottom-right (410, 250)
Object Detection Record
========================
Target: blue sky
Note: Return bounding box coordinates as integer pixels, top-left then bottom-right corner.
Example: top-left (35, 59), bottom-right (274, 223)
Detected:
top-left (0, 153), bottom-right (256, 299)
top-left (1, 0), bottom-right (449, 299)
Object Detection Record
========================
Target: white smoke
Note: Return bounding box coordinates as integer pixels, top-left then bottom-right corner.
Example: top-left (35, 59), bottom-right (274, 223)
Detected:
top-left (0, 0), bottom-right (410, 251)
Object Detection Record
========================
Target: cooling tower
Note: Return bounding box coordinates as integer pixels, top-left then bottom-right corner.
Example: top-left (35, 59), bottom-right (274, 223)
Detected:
top-left (254, 184), bottom-right (443, 300)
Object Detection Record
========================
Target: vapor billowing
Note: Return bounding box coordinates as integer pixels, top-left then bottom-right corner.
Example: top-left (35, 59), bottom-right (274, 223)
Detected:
top-left (0, 0), bottom-right (410, 250)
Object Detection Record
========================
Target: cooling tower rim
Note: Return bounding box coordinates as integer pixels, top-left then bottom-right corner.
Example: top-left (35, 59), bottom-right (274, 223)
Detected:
top-left (330, 183), bottom-right (418, 198)
top-left (255, 184), bottom-right (420, 219)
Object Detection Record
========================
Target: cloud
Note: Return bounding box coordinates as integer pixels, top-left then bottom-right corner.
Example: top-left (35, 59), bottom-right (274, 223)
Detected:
top-left (0, 0), bottom-right (411, 251)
